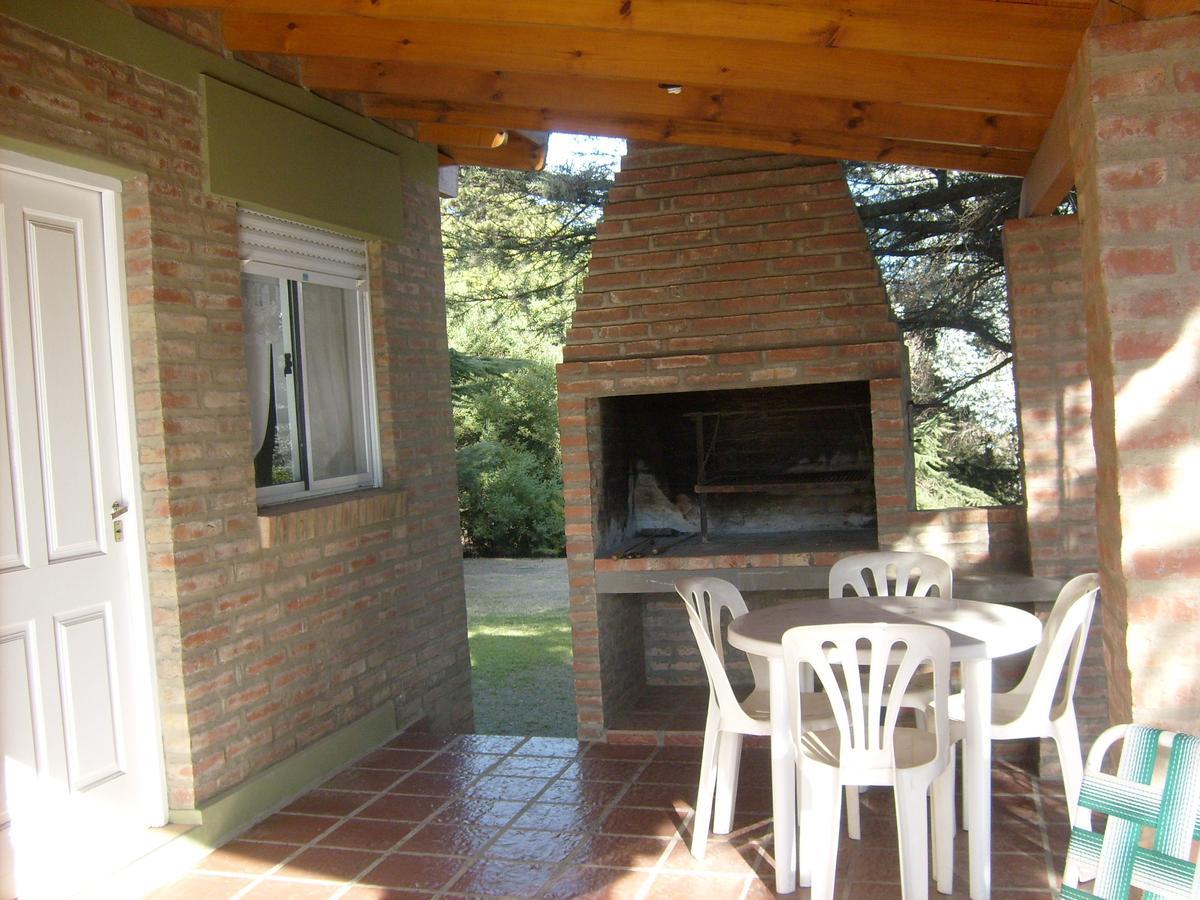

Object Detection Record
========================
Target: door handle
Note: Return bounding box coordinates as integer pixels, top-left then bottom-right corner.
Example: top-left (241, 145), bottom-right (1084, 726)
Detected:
top-left (111, 500), bottom-right (129, 520)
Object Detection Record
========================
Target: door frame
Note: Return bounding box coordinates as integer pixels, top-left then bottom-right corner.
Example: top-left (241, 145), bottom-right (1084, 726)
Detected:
top-left (0, 148), bottom-right (168, 827)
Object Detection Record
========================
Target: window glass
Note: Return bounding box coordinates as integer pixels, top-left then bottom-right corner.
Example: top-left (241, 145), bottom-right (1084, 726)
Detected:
top-left (242, 273), bottom-right (303, 488)
top-left (300, 281), bottom-right (366, 482)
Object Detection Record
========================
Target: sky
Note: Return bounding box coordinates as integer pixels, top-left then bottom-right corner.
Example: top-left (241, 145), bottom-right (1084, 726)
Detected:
top-left (545, 133), bottom-right (626, 172)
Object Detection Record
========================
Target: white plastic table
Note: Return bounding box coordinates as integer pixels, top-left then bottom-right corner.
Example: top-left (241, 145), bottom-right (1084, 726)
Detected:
top-left (727, 595), bottom-right (1042, 898)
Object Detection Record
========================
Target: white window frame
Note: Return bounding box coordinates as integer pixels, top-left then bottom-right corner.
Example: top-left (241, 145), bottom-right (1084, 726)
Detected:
top-left (238, 211), bottom-right (381, 506)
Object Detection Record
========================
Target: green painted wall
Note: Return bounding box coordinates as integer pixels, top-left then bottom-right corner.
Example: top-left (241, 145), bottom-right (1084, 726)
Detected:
top-left (0, 0), bottom-right (436, 240)
top-left (203, 78), bottom-right (408, 239)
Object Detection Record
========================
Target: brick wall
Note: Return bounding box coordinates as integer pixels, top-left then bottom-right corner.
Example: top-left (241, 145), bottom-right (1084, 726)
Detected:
top-left (560, 143), bottom-right (1029, 739)
top-left (1004, 214), bottom-right (1108, 765)
top-left (0, 14), bottom-right (471, 808)
top-left (1067, 16), bottom-right (1200, 733)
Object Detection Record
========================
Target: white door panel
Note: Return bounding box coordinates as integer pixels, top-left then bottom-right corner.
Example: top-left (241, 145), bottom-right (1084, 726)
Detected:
top-left (0, 158), bottom-right (159, 899)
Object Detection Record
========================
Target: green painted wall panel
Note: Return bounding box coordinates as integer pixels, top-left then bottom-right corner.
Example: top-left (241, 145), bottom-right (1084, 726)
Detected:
top-left (203, 77), bottom-right (405, 240)
top-left (1, 0), bottom-right (437, 239)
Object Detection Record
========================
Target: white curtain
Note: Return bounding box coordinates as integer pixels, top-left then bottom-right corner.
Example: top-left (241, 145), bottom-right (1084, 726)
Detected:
top-left (241, 274), bottom-right (281, 460)
top-left (301, 283), bottom-right (359, 480)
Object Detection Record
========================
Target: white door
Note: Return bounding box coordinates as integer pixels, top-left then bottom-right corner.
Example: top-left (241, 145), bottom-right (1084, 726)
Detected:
top-left (0, 157), bottom-right (162, 898)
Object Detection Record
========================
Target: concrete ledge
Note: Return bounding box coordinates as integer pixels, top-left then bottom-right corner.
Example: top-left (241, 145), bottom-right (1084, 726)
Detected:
top-left (598, 565), bottom-right (1065, 604)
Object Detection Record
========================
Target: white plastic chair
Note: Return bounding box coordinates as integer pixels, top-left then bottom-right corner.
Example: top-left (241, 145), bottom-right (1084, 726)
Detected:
top-left (830, 551), bottom-right (954, 758)
top-left (783, 623), bottom-right (956, 900)
top-left (674, 576), bottom-right (840, 859)
top-left (829, 551), bottom-right (953, 600)
top-left (947, 572), bottom-right (1100, 821)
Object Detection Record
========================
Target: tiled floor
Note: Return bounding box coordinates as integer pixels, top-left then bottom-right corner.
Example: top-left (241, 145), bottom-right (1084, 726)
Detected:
top-left (147, 731), bottom-right (1068, 899)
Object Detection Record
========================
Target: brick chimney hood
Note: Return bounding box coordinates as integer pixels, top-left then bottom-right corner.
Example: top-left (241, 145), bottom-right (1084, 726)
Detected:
top-left (555, 143), bottom-right (924, 738)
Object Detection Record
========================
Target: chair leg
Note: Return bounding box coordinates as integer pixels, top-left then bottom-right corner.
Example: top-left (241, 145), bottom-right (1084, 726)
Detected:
top-left (931, 760), bottom-right (955, 895)
top-left (803, 767), bottom-right (843, 900)
top-left (845, 785), bottom-right (861, 840)
top-left (690, 706), bottom-right (721, 859)
top-left (713, 730), bottom-right (743, 834)
top-left (1052, 708), bottom-right (1094, 883)
top-left (1051, 708), bottom-right (1084, 825)
top-left (894, 773), bottom-right (931, 900)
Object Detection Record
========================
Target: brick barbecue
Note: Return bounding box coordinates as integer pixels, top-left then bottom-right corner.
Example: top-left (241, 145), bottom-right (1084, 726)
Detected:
top-left (558, 143), bottom-right (1030, 741)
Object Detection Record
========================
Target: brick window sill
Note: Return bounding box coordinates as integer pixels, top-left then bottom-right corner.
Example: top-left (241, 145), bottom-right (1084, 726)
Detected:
top-left (257, 488), bottom-right (406, 549)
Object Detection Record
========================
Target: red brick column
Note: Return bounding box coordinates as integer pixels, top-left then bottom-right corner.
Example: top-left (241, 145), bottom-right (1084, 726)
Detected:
top-left (1067, 16), bottom-right (1200, 731)
top-left (1004, 215), bottom-right (1107, 762)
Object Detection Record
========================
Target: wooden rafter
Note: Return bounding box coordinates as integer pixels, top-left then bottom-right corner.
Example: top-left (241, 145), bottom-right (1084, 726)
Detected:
top-left (438, 131), bottom-right (545, 171)
top-left (364, 96), bottom-right (1033, 176)
top-left (302, 59), bottom-right (1050, 154)
top-left (416, 123), bottom-right (508, 149)
top-left (220, 12), bottom-right (1068, 116)
top-left (129, 0), bottom-right (1093, 67)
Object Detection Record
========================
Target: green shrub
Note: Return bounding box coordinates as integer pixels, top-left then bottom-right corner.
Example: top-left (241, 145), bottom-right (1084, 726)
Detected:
top-left (457, 441), bottom-right (565, 557)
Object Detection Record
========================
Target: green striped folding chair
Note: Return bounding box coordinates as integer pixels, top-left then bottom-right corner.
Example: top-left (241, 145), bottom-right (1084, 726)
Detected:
top-left (1060, 723), bottom-right (1200, 899)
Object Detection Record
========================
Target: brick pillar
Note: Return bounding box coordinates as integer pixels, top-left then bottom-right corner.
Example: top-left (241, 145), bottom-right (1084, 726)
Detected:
top-left (1067, 16), bottom-right (1200, 732)
top-left (1004, 215), bottom-right (1108, 768)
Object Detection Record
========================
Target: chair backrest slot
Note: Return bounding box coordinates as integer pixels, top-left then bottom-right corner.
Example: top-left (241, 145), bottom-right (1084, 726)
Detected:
top-left (829, 551), bottom-right (953, 599)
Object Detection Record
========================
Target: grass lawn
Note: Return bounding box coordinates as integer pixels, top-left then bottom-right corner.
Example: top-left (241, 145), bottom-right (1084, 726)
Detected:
top-left (467, 609), bottom-right (577, 737)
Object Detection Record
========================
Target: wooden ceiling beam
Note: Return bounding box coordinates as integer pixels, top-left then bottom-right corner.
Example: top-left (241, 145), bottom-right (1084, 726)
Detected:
top-left (1019, 89), bottom-right (1074, 216)
top-left (438, 132), bottom-right (545, 170)
top-left (129, 0), bottom-right (1091, 67)
top-left (362, 95), bottom-right (1033, 177)
top-left (302, 58), bottom-right (1049, 153)
top-left (416, 123), bottom-right (508, 149)
top-left (221, 11), bottom-right (1068, 116)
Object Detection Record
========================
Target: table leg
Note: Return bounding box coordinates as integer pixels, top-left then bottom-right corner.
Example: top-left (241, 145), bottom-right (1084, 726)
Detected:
top-left (768, 657), bottom-right (796, 894)
top-left (963, 657), bottom-right (993, 899)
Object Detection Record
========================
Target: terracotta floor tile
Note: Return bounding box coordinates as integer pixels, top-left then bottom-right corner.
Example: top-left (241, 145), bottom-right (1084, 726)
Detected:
top-left (340, 887), bottom-right (432, 899)
top-left (638, 761), bottom-right (703, 786)
top-left (601, 805), bottom-right (688, 838)
top-left (240, 880), bottom-right (339, 899)
top-left (582, 743), bottom-right (656, 761)
top-left (621, 782), bottom-right (694, 810)
top-left (485, 827), bottom-right (585, 863)
top-left (491, 756), bottom-right (573, 778)
top-left (455, 733), bottom-right (526, 754)
top-left (511, 800), bottom-right (599, 832)
top-left (195, 840), bottom-right (295, 875)
top-left (397, 822), bottom-right (499, 855)
top-left (272, 846), bottom-right (383, 882)
top-left (431, 797), bottom-right (527, 827)
top-left (241, 813), bottom-right (335, 845)
top-left (539, 778), bottom-right (627, 807)
top-left (518, 736), bottom-right (584, 758)
top-left (445, 858), bottom-right (558, 896)
top-left (540, 865), bottom-right (653, 900)
top-left (560, 758), bottom-right (646, 782)
top-left (385, 732), bottom-right (455, 751)
top-left (358, 793), bottom-right (445, 821)
top-left (570, 833), bottom-right (672, 869)
top-left (145, 874), bottom-right (253, 899)
top-left (661, 839), bottom-right (760, 875)
top-left (358, 852), bottom-right (467, 891)
top-left (470, 774), bottom-right (551, 801)
top-left (354, 748), bottom-right (435, 771)
top-left (389, 770), bottom-right (470, 797)
top-left (644, 870), bottom-right (749, 899)
top-left (419, 751), bottom-right (504, 776)
top-left (650, 745), bottom-right (704, 763)
top-left (316, 817), bottom-right (416, 851)
top-left (283, 788), bottom-right (370, 817)
top-left (321, 767), bottom-right (405, 793)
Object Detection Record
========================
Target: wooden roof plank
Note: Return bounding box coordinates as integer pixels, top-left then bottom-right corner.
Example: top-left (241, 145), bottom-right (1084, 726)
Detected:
top-left (440, 132), bottom-right (546, 170)
top-left (130, 0), bottom-right (1093, 67)
top-left (222, 11), bottom-right (1068, 115)
top-left (363, 95), bottom-right (1034, 176)
top-left (416, 123), bottom-right (508, 148)
top-left (302, 57), bottom-right (1049, 153)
